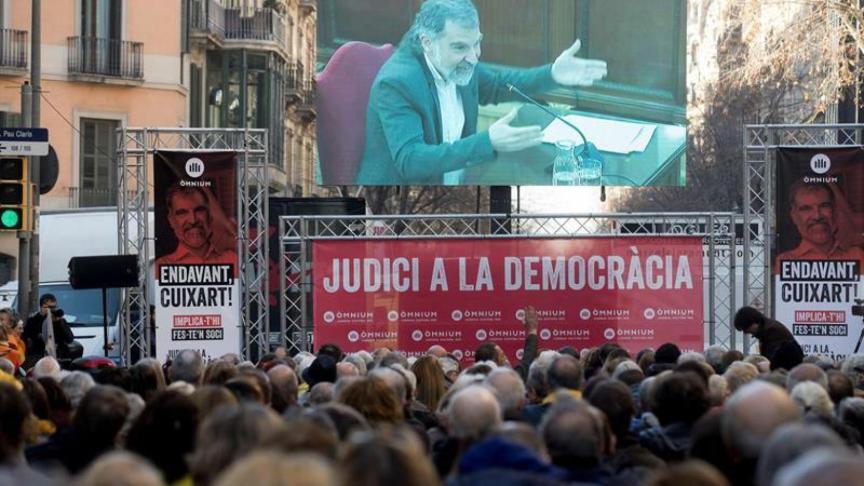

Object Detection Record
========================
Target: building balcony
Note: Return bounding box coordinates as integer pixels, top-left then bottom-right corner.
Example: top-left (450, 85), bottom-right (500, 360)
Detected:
top-left (0, 29), bottom-right (28, 73)
top-left (189, 1), bottom-right (288, 56)
top-left (297, 80), bottom-right (316, 122)
top-left (189, 0), bottom-right (226, 41)
top-left (67, 36), bottom-right (143, 82)
top-left (224, 7), bottom-right (286, 50)
top-left (285, 61), bottom-right (304, 102)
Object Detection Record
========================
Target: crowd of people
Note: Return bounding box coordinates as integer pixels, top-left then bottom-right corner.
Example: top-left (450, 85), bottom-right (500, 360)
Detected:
top-left (0, 305), bottom-right (861, 485)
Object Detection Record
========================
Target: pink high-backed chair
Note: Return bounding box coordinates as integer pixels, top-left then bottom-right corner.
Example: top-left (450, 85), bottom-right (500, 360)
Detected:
top-left (316, 42), bottom-right (395, 185)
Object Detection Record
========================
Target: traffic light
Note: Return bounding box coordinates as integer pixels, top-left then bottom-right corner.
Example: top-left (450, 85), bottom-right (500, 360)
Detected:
top-left (0, 158), bottom-right (28, 231)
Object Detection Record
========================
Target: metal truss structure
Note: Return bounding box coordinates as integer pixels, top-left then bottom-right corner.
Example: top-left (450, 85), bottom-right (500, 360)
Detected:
top-left (117, 128), bottom-right (269, 364)
top-left (280, 213), bottom-right (738, 355)
top-left (743, 124), bottom-right (863, 352)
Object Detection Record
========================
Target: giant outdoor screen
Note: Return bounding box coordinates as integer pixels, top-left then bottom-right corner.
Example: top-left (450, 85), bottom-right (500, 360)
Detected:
top-left (316, 0), bottom-right (687, 187)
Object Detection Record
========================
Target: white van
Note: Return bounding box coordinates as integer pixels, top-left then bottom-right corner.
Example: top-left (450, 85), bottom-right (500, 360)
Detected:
top-left (13, 207), bottom-right (153, 358)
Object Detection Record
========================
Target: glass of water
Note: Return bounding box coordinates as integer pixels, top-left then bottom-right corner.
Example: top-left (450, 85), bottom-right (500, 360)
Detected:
top-left (579, 159), bottom-right (602, 184)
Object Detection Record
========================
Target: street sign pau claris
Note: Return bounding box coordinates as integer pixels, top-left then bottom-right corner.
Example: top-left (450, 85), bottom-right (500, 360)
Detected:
top-left (0, 128), bottom-right (49, 157)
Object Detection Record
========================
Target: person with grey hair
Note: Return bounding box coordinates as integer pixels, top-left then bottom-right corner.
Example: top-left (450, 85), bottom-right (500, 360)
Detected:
top-left (484, 367), bottom-right (526, 421)
top-left (61, 370), bottom-right (95, 410)
top-left (303, 382), bottom-right (334, 407)
top-left (786, 363), bottom-right (828, 392)
top-left (438, 355), bottom-right (460, 383)
top-left (837, 396), bottom-right (864, 448)
top-left (370, 366), bottom-right (409, 405)
top-left (723, 361), bottom-right (759, 394)
top-left (447, 384), bottom-right (501, 442)
top-left (32, 356), bottom-right (62, 381)
top-left (336, 361), bottom-right (359, 378)
top-left (677, 351), bottom-right (706, 365)
top-left (523, 354), bottom-right (582, 426)
top-left (755, 423), bottom-right (845, 486)
top-left (771, 447), bottom-right (864, 486)
top-left (355, 0), bottom-right (607, 185)
top-left (343, 353), bottom-right (367, 376)
top-left (790, 381), bottom-right (834, 418)
top-left (526, 350), bottom-right (560, 404)
top-left (612, 360), bottom-right (642, 380)
top-left (168, 349), bottom-right (204, 386)
top-left (840, 353), bottom-right (864, 389)
top-left (722, 381), bottom-right (800, 485)
top-left (703, 345), bottom-right (726, 374)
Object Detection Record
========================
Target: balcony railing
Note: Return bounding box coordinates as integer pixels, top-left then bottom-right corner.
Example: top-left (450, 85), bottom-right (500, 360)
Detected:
top-left (67, 36), bottom-right (143, 80)
top-left (224, 7), bottom-right (285, 45)
top-left (189, 0), bottom-right (226, 38)
top-left (285, 61), bottom-right (304, 99)
top-left (297, 80), bottom-right (316, 120)
top-left (0, 29), bottom-right (28, 70)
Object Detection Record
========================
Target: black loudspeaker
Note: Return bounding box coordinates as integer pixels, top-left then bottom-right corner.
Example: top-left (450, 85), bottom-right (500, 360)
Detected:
top-left (68, 255), bottom-right (140, 289)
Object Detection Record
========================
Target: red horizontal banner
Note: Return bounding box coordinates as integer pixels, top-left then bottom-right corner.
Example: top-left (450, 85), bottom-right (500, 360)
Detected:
top-left (313, 237), bottom-right (704, 363)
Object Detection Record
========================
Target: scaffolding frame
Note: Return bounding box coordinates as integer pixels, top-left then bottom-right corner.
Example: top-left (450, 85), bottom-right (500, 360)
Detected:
top-left (116, 128), bottom-right (269, 364)
top-left (280, 213), bottom-right (738, 355)
top-left (743, 124), bottom-right (863, 352)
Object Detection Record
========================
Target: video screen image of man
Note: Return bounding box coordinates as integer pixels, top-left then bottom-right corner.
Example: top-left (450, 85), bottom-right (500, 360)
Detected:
top-left (774, 180), bottom-right (864, 273)
top-left (355, 0), bottom-right (607, 185)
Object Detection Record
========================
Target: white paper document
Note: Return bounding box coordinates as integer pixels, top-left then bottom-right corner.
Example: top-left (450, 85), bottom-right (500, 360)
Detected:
top-left (542, 114), bottom-right (656, 154)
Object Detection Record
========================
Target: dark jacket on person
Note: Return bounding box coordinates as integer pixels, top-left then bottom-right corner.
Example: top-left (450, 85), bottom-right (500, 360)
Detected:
top-left (754, 318), bottom-right (803, 370)
top-left (514, 334), bottom-right (537, 383)
top-left (603, 433), bottom-right (665, 484)
top-left (23, 313), bottom-right (74, 361)
top-left (638, 421), bottom-right (692, 462)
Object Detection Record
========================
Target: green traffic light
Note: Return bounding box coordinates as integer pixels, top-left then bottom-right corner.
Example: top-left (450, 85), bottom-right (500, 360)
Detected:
top-left (0, 208), bottom-right (20, 229)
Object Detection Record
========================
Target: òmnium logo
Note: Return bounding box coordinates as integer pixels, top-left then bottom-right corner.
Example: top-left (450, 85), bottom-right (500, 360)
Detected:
top-left (475, 329), bottom-right (488, 341)
top-left (515, 309), bottom-right (526, 321)
top-left (644, 308), bottom-right (656, 320)
top-left (649, 308), bottom-right (695, 320)
top-left (580, 309), bottom-right (591, 320)
top-left (603, 328), bottom-right (615, 340)
top-left (452, 350), bottom-right (464, 360)
top-left (810, 153), bottom-right (831, 175)
top-left (539, 329), bottom-right (552, 340)
top-left (323, 311), bottom-right (335, 323)
top-left (411, 330), bottom-right (423, 342)
top-left (516, 349), bottom-right (524, 360)
top-left (185, 157), bottom-right (204, 178)
top-left (393, 310), bottom-right (438, 322)
top-left (451, 310), bottom-right (463, 321)
top-left (551, 329), bottom-right (590, 340)
top-left (590, 308), bottom-right (631, 321)
top-left (347, 331), bottom-right (360, 342)
top-left (422, 330), bottom-right (461, 342)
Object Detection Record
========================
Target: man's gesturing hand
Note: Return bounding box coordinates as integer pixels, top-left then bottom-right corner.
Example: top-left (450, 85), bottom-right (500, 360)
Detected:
top-left (488, 108), bottom-right (543, 153)
top-left (552, 39), bottom-right (607, 87)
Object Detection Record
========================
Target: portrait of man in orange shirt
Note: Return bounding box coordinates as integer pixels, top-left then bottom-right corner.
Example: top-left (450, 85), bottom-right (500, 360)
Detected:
top-left (156, 185), bottom-right (238, 276)
top-left (774, 181), bottom-right (864, 273)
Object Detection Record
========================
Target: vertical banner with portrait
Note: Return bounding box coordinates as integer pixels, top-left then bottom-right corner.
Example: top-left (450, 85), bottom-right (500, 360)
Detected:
top-left (774, 147), bottom-right (864, 362)
top-left (154, 151), bottom-right (240, 362)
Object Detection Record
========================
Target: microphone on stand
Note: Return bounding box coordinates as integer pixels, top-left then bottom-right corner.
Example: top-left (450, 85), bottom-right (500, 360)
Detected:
top-left (506, 84), bottom-right (606, 200)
